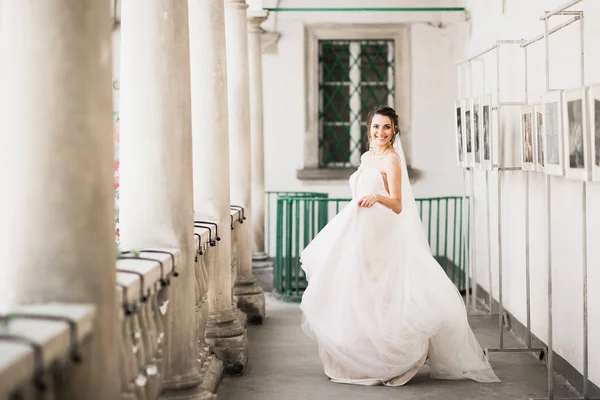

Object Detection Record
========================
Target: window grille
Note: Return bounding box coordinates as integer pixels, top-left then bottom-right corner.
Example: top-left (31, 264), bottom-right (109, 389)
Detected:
top-left (318, 39), bottom-right (395, 168)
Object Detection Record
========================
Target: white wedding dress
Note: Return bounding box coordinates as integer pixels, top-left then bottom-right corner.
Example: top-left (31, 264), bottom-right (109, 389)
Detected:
top-left (299, 144), bottom-right (500, 386)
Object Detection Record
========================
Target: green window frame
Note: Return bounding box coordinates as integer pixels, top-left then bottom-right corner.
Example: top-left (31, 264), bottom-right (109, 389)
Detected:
top-left (318, 39), bottom-right (396, 168)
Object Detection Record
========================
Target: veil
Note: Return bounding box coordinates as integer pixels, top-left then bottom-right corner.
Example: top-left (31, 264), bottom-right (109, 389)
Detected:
top-left (392, 140), bottom-right (432, 252)
top-left (393, 139), bottom-right (500, 383)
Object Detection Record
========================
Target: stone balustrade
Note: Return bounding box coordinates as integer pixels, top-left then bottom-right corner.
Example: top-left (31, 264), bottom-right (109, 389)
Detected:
top-left (116, 249), bottom-right (178, 400)
top-left (0, 304), bottom-right (96, 399)
top-left (0, 209), bottom-right (248, 399)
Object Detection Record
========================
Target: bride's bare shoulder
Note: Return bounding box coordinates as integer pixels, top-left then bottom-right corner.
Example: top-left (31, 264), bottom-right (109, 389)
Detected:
top-left (383, 152), bottom-right (402, 166)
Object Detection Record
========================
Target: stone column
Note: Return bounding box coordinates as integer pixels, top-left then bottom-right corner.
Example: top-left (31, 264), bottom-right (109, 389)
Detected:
top-left (248, 10), bottom-right (269, 263)
top-left (224, 0), bottom-right (266, 323)
top-left (189, 0), bottom-right (247, 373)
top-left (119, 1), bottom-right (204, 397)
top-left (0, 1), bottom-right (120, 399)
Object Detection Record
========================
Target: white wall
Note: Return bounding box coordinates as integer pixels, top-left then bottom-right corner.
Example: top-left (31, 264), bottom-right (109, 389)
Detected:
top-left (462, 0), bottom-right (600, 387)
top-left (261, 0), bottom-right (468, 198)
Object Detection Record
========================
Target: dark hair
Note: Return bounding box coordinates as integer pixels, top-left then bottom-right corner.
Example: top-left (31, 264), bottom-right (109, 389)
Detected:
top-left (365, 105), bottom-right (400, 149)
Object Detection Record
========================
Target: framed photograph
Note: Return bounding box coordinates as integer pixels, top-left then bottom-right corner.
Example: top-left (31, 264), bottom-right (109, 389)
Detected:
top-left (562, 87), bottom-right (588, 181)
top-left (462, 98), bottom-right (474, 167)
top-left (472, 97), bottom-right (482, 168)
top-left (454, 100), bottom-right (465, 167)
top-left (587, 83), bottom-right (600, 181)
top-left (533, 103), bottom-right (544, 172)
top-left (480, 94), bottom-right (493, 170)
top-left (541, 90), bottom-right (565, 176)
top-left (521, 105), bottom-right (535, 171)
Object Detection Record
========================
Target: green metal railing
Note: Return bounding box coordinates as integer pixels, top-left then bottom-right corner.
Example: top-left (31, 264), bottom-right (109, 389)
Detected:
top-left (274, 196), bottom-right (351, 302)
top-left (417, 197), bottom-right (470, 293)
top-left (272, 194), bottom-right (470, 302)
top-left (265, 7), bottom-right (466, 12)
top-left (265, 191), bottom-right (329, 257)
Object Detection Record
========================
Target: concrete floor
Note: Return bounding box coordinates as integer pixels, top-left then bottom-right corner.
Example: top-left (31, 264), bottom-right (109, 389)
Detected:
top-left (218, 294), bottom-right (580, 400)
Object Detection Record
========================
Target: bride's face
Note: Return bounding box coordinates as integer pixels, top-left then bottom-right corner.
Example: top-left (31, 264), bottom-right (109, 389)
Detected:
top-left (370, 114), bottom-right (394, 148)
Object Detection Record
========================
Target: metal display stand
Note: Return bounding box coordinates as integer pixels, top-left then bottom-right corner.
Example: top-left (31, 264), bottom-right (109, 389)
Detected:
top-left (460, 0), bottom-right (596, 398)
top-left (457, 3), bottom-right (598, 397)
top-left (456, 63), bottom-right (471, 312)
top-left (484, 11), bottom-right (582, 363)
top-left (460, 166), bottom-right (471, 308)
top-left (484, 41), bottom-right (547, 359)
top-left (530, 1), bottom-right (596, 399)
top-left (456, 58), bottom-right (493, 316)
top-left (457, 40), bottom-right (547, 355)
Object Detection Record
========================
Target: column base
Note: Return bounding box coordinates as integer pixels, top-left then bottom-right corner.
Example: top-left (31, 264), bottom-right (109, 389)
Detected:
top-left (252, 251), bottom-right (268, 262)
top-left (205, 314), bottom-right (248, 375)
top-left (252, 257), bottom-right (273, 270)
top-left (198, 354), bottom-right (224, 394)
top-left (234, 280), bottom-right (265, 324)
top-left (251, 257), bottom-right (273, 292)
top-left (237, 308), bottom-right (248, 328)
top-left (160, 385), bottom-right (216, 400)
top-left (160, 370), bottom-right (214, 400)
top-left (160, 370), bottom-right (204, 395)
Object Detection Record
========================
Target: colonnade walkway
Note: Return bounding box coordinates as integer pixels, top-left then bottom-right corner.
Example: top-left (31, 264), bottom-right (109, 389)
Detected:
top-left (219, 295), bottom-right (579, 400)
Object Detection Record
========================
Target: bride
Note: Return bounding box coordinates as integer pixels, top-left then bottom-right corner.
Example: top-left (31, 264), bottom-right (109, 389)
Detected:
top-left (299, 105), bottom-right (500, 386)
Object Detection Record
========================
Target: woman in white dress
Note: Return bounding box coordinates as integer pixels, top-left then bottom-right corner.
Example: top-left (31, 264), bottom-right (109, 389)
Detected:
top-left (299, 106), bottom-right (500, 386)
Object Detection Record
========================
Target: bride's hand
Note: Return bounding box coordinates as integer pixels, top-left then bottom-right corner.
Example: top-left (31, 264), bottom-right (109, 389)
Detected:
top-left (357, 194), bottom-right (378, 208)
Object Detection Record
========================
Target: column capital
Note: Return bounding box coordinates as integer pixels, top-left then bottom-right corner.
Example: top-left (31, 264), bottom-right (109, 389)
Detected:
top-left (247, 10), bottom-right (269, 32)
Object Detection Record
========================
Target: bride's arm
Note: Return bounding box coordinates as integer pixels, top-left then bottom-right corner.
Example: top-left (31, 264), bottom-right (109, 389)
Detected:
top-left (375, 156), bottom-right (403, 214)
